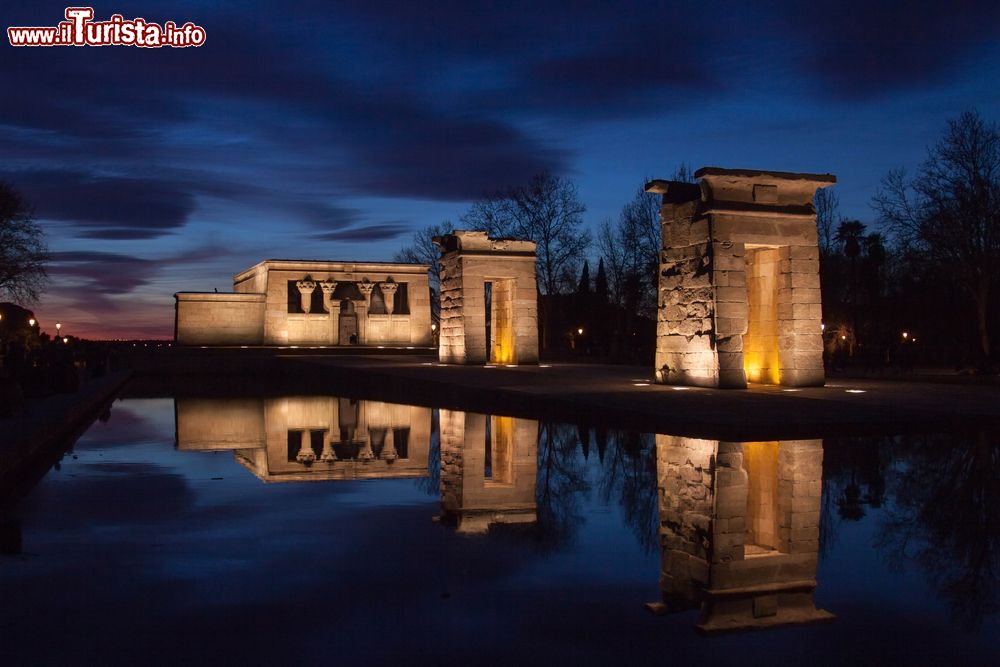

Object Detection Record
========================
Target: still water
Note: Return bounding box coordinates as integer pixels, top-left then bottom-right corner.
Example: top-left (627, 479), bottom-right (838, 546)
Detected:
top-left (1, 395), bottom-right (998, 665)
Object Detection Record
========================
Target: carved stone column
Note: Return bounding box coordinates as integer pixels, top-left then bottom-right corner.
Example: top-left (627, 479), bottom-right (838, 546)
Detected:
top-left (319, 431), bottom-right (337, 463)
top-left (295, 431), bottom-right (316, 464)
top-left (295, 280), bottom-right (317, 313)
top-left (357, 435), bottom-right (374, 462)
top-left (320, 280), bottom-right (338, 345)
top-left (380, 428), bottom-right (398, 461)
top-left (358, 279), bottom-right (374, 308)
top-left (320, 280), bottom-right (338, 312)
top-left (379, 279), bottom-right (398, 316)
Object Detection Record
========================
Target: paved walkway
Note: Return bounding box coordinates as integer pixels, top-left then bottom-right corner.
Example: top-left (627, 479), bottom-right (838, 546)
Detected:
top-left (283, 355), bottom-right (1000, 440)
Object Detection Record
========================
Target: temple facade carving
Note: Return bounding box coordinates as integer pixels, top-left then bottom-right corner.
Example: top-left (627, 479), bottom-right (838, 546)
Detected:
top-left (174, 260), bottom-right (433, 346)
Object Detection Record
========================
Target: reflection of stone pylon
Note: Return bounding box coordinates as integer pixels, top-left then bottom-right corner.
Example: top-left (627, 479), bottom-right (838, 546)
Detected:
top-left (295, 431), bottom-right (316, 464)
top-left (381, 429), bottom-right (398, 462)
top-left (319, 433), bottom-right (337, 463)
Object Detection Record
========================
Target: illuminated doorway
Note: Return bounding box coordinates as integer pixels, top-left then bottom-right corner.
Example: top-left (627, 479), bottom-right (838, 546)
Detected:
top-left (744, 247), bottom-right (780, 384)
top-left (486, 279), bottom-right (515, 364)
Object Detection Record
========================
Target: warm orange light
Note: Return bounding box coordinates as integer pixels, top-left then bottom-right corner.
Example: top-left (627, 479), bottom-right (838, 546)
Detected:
top-left (577, 327), bottom-right (583, 335)
top-left (431, 323), bottom-right (437, 331)
top-left (841, 334), bottom-right (846, 340)
top-left (29, 318), bottom-right (35, 326)
top-left (62, 337), bottom-right (69, 344)
top-left (902, 331), bottom-right (909, 339)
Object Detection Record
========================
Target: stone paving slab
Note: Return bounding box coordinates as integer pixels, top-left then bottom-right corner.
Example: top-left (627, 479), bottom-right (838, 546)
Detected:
top-left (282, 355), bottom-right (1000, 440)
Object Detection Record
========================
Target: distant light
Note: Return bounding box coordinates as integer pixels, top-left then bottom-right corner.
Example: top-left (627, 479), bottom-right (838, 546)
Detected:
top-left (633, 382), bottom-right (650, 387)
top-left (782, 388), bottom-right (802, 392)
top-left (577, 327), bottom-right (584, 335)
top-left (62, 337), bottom-right (69, 344)
top-left (821, 323), bottom-right (825, 331)
top-left (505, 364), bottom-right (518, 368)
top-left (29, 318), bottom-right (35, 326)
top-left (845, 389), bottom-right (866, 394)
top-left (841, 335), bottom-right (847, 340)
top-left (902, 332), bottom-right (909, 339)
top-left (431, 323), bottom-right (437, 331)
top-left (672, 386), bottom-right (691, 391)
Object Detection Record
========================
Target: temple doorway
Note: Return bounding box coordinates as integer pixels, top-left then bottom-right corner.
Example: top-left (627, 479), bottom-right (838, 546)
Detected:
top-left (487, 279), bottom-right (515, 364)
top-left (339, 299), bottom-right (358, 345)
top-left (744, 247), bottom-right (781, 384)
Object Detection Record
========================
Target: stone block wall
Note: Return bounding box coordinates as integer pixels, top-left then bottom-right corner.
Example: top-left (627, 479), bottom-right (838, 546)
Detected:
top-left (174, 292), bottom-right (265, 345)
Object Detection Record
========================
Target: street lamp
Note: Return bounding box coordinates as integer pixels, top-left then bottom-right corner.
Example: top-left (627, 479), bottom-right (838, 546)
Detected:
top-left (902, 331), bottom-right (909, 340)
top-left (29, 318), bottom-right (35, 327)
top-left (56, 322), bottom-right (62, 334)
top-left (577, 327), bottom-right (584, 335)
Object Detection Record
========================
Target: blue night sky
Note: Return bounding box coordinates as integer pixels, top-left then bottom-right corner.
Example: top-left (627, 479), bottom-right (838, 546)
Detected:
top-left (3, 1), bottom-right (1000, 338)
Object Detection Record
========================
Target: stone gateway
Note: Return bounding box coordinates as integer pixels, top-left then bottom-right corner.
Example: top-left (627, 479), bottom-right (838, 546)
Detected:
top-left (647, 168), bottom-right (835, 388)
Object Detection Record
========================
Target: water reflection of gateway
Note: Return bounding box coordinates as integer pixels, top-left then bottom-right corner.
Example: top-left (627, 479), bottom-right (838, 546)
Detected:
top-left (652, 436), bottom-right (834, 633)
top-left (175, 397), bottom-right (430, 482)
top-left (439, 410), bottom-right (538, 533)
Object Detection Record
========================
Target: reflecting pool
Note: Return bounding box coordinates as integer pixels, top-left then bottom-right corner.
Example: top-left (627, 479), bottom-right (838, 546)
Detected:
top-left (1, 395), bottom-right (998, 664)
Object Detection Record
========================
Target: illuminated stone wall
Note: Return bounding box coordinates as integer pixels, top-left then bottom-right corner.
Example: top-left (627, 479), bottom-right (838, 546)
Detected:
top-left (175, 260), bottom-right (433, 347)
top-left (174, 292), bottom-right (265, 345)
top-left (654, 435), bottom-right (832, 632)
top-left (436, 231), bottom-right (538, 365)
top-left (647, 168), bottom-right (834, 388)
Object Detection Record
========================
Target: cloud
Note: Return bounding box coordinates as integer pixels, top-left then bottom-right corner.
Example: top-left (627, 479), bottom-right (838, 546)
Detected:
top-left (1, 170), bottom-right (195, 239)
top-left (311, 223), bottom-right (411, 242)
top-left (779, 1), bottom-right (1000, 99)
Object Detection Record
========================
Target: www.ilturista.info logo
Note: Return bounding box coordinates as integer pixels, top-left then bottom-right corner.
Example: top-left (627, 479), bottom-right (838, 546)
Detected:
top-left (8, 7), bottom-right (206, 48)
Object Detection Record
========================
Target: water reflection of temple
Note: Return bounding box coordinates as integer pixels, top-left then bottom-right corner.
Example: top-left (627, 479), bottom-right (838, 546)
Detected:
top-left (651, 436), bottom-right (834, 633)
top-left (656, 435), bottom-right (833, 632)
top-left (175, 397), bottom-right (430, 482)
top-left (438, 410), bottom-right (538, 533)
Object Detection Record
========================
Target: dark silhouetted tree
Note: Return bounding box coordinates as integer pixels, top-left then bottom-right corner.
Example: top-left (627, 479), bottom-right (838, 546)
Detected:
top-left (461, 170), bottom-right (590, 296)
top-left (873, 110), bottom-right (1000, 364)
top-left (0, 182), bottom-right (48, 304)
top-left (394, 221), bottom-right (452, 324)
top-left (577, 260), bottom-right (591, 295)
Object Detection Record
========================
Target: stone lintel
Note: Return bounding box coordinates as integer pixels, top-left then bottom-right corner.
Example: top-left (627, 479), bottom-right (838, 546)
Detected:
top-left (694, 167), bottom-right (836, 184)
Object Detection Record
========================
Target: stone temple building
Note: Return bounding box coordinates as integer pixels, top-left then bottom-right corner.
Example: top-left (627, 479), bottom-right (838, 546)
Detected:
top-left (647, 168), bottom-right (836, 388)
top-left (174, 260), bottom-right (433, 347)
